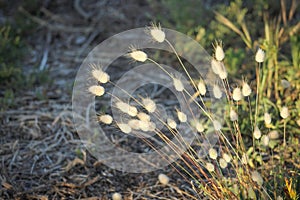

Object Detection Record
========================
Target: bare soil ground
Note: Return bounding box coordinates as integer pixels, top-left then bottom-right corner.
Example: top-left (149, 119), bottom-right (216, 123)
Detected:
top-left (0, 1), bottom-right (197, 199)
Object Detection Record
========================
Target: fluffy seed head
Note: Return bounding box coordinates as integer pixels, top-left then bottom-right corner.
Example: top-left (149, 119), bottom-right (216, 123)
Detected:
top-left (92, 69), bottom-right (110, 83)
top-left (209, 148), bottom-right (218, 160)
top-left (206, 162), bottom-right (215, 172)
top-left (213, 84), bottom-right (222, 99)
top-left (139, 120), bottom-right (150, 132)
top-left (142, 98), bottom-right (156, 113)
top-left (158, 173), bottom-right (169, 185)
top-left (219, 158), bottom-right (228, 169)
top-left (137, 112), bottom-right (151, 122)
top-left (211, 59), bottom-right (222, 75)
top-left (130, 50), bottom-right (147, 62)
top-left (223, 153), bottom-right (231, 163)
top-left (218, 62), bottom-right (227, 79)
top-left (173, 78), bottom-right (184, 92)
top-left (268, 130), bottom-right (279, 139)
top-left (264, 112), bottom-right (272, 125)
top-left (197, 80), bottom-right (206, 95)
top-left (88, 85), bottom-right (105, 96)
top-left (242, 81), bottom-right (252, 96)
top-left (255, 48), bottom-right (265, 63)
top-left (99, 114), bottom-right (113, 124)
top-left (112, 192), bottom-right (122, 200)
top-left (167, 118), bottom-right (177, 129)
top-left (262, 135), bottom-right (270, 146)
top-left (195, 121), bottom-right (204, 132)
top-left (280, 106), bottom-right (289, 119)
top-left (281, 79), bottom-right (290, 88)
top-left (116, 101), bottom-right (130, 114)
top-left (213, 120), bottom-right (222, 131)
top-left (253, 126), bottom-right (262, 139)
top-left (215, 45), bottom-right (225, 61)
top-left (230, 108), bottom-right (238, 121)
top-left (117, 123), bottom-right (132, 134)
top-left (128, 106), bottom-right (138, 117)
top-left (232, 87), bottom-right (242, 101)
top-left (116, 102), bottom-right (137, 117)
top-left (251, 171), bottom-right (264, 186)
top-left (128, 119), bottom-right (141, 130)
top-left (149, 23), bottom-right (165, 43)
top-left (218, 67), bottom-right (228, 79)
top-left (177, 111), bottom-right (187, 122)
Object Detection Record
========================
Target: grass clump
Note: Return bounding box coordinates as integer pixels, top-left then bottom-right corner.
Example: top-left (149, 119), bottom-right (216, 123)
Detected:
top-left (0, 12), bottom-right (51, 110)
top-left (86, 19), bottom-right (299, 199)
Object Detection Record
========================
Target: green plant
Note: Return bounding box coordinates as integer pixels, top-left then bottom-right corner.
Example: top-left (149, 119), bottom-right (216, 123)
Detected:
top-left (0, 8), bottom-right (52, 110)
top-left (0, 25), bottom-right (24, 83)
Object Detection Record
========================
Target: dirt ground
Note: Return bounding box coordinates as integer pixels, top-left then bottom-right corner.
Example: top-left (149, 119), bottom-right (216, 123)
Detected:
top-left (0, 1), bottom-right (198, 199)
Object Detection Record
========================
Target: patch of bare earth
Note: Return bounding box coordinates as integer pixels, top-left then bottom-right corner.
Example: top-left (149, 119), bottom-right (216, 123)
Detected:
top-left (1, 1), bottom-right (196, 199)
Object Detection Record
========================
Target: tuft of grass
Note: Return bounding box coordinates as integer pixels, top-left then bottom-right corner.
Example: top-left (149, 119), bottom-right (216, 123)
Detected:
top-left (0, 5), bottom-right (52, 110)
top-left (85, 21), bottom-right (299, 199)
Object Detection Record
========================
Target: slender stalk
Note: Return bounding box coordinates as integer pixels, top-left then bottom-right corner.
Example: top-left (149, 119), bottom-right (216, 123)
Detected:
top-left (254, 62), bottom-right (261, 149)
top-left (254, 62), bottom-right (261, 126)
top-left (283, 120), bottom-right (286, 146)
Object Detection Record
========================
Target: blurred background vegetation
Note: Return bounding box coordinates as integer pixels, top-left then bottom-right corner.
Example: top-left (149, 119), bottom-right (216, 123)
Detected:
top-left (0, 0), bottom-right (51, 110)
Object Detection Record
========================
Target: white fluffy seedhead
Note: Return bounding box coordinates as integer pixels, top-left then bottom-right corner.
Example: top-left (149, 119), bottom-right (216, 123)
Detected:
top-left (139, 120), bottom-right (150, 132)
top-left (230, 108), bottom-right (238, 121)
top-left (264, 112), bottom-right (272, 125)
top-left (129, 49), bottom-right (148, 62)
top-left (242, 81), bottom-right (252, 97)
top-left (173, 77), bottom-right (184, 92)
top-left (92, 69), bottom-right (110, 83)
top-left (137, 112), bottom-right (151, 122)
top-left (177, 110), bottom-right (187, 123)
top-left (116, 101), bottom-right (137, 117)
top-left (209, 148), bottom-right (218, 160)
top-left (112, 192), bottom-right (122, 200)
top-left (253, 126), bottom-right (262, 139)
top-left (217, 62), bottom-right (227, 79)
top-left (117, 123), bottom-right (132, 134)
top-left (195, 121), bottom-right (204, 132)
top-left (197, 80), bottom-right (207, 95)
top-left (148, 23), bottom-right (165, 43)
top-left (280, 106), bottom-right (289, 119)
top-left (213, 84), bottom-right (222, 99)
top-left (127, 105), bottom-right (138, 117)
top-left (128, 119), bottom-right (141, 130)
top-left (215, 43), bottom-right (225, 61)
top-left (232, 87), bottom-right (242, 101)
top-left (88, 85), bottom-right (105, 96)
top-left (222, 153), bottom-right (231, 163)
top-left (255, 48), bottom-right (265, 63)
top-left (219, 158), bottom-right (228, 169)
top-left (268, 130), bottom-right (279, 139)
top-left (142, 98), bottom-right (156, 113)
top-left (158, 173), bottom-right (169, 185)
top-left (211, 59), bottom-right (223, 75)
top-left (206, 162), bottom-right (215, 172)
top-left (98, 114), bottom-right (113, 125)
top-left (167, 118), bottom-right (177, 129)
top-left (262, 135), bottom-right (270, 146)
top-left (213, 120), bottom-right (222, 131)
